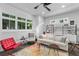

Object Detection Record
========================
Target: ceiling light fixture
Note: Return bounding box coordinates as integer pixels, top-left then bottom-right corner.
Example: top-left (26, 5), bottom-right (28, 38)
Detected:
top-left (42, 12), bottom-right (45, 14)
top-left (61, 5), bottom-right (66, 8)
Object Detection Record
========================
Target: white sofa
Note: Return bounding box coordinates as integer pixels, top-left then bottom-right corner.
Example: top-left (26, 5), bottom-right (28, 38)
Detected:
top-left (38, 38), bottom-right (68, 51)
top-left (38, 34), bottom-right (76, 51)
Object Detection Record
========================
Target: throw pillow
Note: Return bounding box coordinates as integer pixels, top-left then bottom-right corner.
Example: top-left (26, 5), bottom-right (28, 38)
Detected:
top-left (60, 37), bottom-right (66, 43)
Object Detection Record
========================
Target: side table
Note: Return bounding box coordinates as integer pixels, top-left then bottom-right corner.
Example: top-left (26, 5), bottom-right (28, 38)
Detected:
top-left (68, 43), bottom-right (79, 56)
top-left (48, 44), bottom-right (59, 56)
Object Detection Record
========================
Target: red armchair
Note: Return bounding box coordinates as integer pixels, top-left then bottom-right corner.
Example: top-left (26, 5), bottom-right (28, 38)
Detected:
top-left (0, 37), bottom-right (21, 51)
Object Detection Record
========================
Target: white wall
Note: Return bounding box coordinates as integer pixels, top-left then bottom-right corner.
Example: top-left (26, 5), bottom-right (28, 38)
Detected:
top-left (45, 8), bottom-right (79, 27)
top-left (0, 4), bottom-right (38, 42)
top-left (35, 16), bottom-right (45, 37)
top-left (45, 8), bottom-right (79, 43)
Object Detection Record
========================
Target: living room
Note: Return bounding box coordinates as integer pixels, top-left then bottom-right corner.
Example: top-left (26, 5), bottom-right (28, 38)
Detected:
top-left (0, 3), bottom-right (79, 56)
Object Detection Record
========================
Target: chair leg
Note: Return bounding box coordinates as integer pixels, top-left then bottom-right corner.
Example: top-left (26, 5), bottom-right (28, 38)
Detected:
top-left (54, 49), bottom-right (59, 56)
top-left (56, 49), bottom-right (59, 56)
top-left (53, 49), bottom-right (56, 55)
top-left (6, 51), bottom-right (15, 56)
top-left (48, 48), bottom-right (51, 55)
top-left (69, 45), bottom-right (76, 55)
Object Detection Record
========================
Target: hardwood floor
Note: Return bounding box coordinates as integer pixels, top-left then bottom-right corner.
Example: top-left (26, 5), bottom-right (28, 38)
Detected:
top-left (13, 43), bottom-right (68, 56)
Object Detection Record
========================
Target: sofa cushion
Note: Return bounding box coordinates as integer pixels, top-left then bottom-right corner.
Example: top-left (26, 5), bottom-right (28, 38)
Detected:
top-left (60, 37), bottom-right (67, 43)
top-left (66, 34), bottom-right (76, 43)
top-left (1, 37), bottom-right (16, 51)
top-left (55, 35), bottom-right (67, 43)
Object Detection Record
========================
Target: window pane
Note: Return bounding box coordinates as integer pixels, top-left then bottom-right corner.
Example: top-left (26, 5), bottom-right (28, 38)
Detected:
top-left (9, 15), bottom-right (16, 19)
top-left (2, 19), bottom-right (9, 29)
top-left (18, 22), bottom-right (21, 29)
top-left (10, 20), bottom-right (15, 29)
top-left (27, 20), bottom-right (32, 22)
top-left (17, 22), bottom-right (25, 29)
top-left (17, 17), bottom-right (25, 21)
top-left (21, 22), bottom-right (25, 29)
top-left (2, 13), bottom-right (9, 17)
top-left (2, 13), bottom-right (16, 19)
top-left (27, 20), bottom-right (32, 29)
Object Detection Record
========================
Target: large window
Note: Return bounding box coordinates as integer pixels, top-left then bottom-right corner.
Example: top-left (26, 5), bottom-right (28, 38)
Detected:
top-left (2, 19), bottom-right (15, 29)
top-left (27, 20), bottom-right (32, 29)
top-left (2, 12), bottom-right (32, 30)
top-left (17, 22), bottom-right (25, 29)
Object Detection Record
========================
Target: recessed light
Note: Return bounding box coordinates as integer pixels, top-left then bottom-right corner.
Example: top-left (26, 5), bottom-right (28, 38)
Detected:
top-left (61, 5), bottom-right (66, 8)
top-left (42, 12), bottom-right (45, 14)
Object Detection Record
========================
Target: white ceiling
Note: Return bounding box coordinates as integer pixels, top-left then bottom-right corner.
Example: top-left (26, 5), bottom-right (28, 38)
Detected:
top-left (7, 3), bottom-right (79, 17)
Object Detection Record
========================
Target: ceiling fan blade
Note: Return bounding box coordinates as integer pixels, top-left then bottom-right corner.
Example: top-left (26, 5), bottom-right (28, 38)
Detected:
top-left (34, 3), bottom-right (42, 9)
top-left (43, 3), bottom-right (52, 6)
top-left (34, 5), bottom-right (39, 9)
top-left (44, 6), bottom-right (51, 11)
top-left (34, 3), bottom-right (51, 11)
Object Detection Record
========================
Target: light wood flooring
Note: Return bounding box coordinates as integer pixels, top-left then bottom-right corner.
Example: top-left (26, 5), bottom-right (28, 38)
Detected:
top-left (13, 43), bottom-right (68, 56)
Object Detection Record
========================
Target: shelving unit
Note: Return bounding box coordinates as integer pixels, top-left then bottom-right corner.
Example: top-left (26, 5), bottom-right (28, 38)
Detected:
top-left (63, 25), bottom-right (77, 35)
top-left (46, 24), bottom-right (77, 35)
top-left (46, 24), bottom-right (54, 34)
